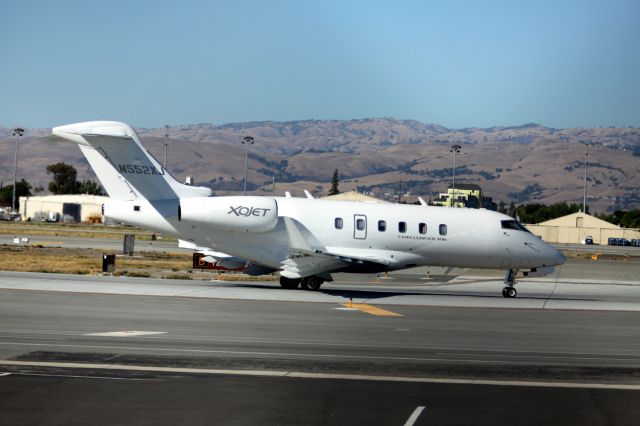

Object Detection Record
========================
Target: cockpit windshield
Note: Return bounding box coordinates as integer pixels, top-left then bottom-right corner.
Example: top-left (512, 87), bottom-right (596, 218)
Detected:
top-left (501, 220), bottom-right (531, 233)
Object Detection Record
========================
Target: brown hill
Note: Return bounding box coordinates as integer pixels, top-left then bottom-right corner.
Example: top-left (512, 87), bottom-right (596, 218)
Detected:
top-left (1, 119), bottom-right (638, 213)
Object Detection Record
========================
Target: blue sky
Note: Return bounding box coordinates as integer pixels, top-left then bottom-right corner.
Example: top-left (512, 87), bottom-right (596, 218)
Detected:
top-left (1, 0), bottom-right (639, 129)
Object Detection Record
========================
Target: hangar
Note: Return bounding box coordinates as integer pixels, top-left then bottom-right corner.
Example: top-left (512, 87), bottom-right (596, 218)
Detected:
top-left (526, 211), bottom-right (640, 245)
top-left (323, 191), bottom-right (390, 203)
top-left (19, 194), bottom-right (108, 223)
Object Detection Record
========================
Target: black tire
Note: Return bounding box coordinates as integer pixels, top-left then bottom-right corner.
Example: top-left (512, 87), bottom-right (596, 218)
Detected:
top-left (502, 287), bottom-right (509, 298)
top-left (280, 276), bottom-right (300, 289)
top-left (301, 276), bottom-right (323, 291)
top-left (507, 287), bottom-right (517, 298)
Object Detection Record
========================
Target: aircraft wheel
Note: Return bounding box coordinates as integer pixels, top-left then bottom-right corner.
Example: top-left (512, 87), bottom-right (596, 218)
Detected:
top-left (301, 276), bottom-right (323, 291)
top-left (503, 287), bottom-right (517, 298)
top-left (280, 277), bottom-right (300, 289)
top-left (502, 287), bottom-right (509, 298)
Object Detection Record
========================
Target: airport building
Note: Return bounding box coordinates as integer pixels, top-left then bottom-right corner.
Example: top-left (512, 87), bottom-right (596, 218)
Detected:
top-left (433, 183), bottom-right (480, 208)
top-left (432, 184), bottom-right (496, 209)
top-left (525, 211), bottom-right (640, 245)
top-left (19, 194), bottom-right (108, 223)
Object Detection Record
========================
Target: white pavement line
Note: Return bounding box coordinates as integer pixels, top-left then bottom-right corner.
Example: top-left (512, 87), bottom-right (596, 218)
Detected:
top-left (2, 360), bottom-right (640, 390)
top-left (0, 372), bottom-right (11, 377)
top-left (0, 361), bottom-right (288, 378)
top-left (7, 372), bottom-right (155, 381)
top-left (403, 406), bottom-right (426, 426)
top-left (84, 331), bottom-right (167, 337)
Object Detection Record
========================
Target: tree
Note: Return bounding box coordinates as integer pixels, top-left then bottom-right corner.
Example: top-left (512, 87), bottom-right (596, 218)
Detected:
top-left (0, 179), bottom-right (32, 210)
top-left (597, 209), bottom-right (640, 228)
top-left (78, 179), bottom-right (106, 196)
top-left (514, 202), bottom-right (586, 224)
top-left (47, 162), bottom-right (80, 194)
top-left (328, 169), bottom-right (340, 195)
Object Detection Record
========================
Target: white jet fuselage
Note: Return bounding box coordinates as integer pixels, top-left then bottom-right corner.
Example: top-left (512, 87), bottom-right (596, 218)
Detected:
top-left (104, 195), bottom-right (564, 273)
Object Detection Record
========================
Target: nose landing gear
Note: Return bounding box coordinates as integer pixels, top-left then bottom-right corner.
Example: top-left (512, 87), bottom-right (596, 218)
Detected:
top-left (502, 269), bottom-right (518, 298)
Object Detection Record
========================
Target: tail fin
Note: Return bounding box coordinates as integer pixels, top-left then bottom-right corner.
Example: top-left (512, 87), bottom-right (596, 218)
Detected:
top-left (52, 121), bottom-right (211, 201)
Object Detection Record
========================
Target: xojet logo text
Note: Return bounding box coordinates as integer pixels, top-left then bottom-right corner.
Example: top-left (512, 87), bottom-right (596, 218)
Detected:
top-left (227, 206), bottom-right (271, 217)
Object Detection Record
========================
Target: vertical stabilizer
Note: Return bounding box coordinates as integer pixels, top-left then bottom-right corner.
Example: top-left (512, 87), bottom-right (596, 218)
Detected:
top-left (52, 121), bottom-right (212, 201)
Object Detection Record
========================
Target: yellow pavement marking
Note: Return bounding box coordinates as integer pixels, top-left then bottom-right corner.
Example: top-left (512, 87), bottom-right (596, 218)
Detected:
top-left (36, 242), bottom-right (65, 246)
top-left (341, 303), bottom-right (403, 317)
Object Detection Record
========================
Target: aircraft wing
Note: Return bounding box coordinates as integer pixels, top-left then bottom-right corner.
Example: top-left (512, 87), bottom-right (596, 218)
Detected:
top-left (280, 217), bottom-right (392, 279)
top-left (280, 252), bottom-right (345, 279)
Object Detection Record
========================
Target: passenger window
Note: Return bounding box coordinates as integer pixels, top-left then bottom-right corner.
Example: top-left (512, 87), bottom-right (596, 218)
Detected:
top-left (419, 223), bottom-right (427, 234)
top-left (335, 218), bottom-right (343, 229)
top-left (399, 222), bottom-right (407, 233)
top-left (378, 220), bottom-right (386, 232)
top-left (439, 224), bottom-right (447, 235)
top-left (356, 218), bottom-right (365, 231)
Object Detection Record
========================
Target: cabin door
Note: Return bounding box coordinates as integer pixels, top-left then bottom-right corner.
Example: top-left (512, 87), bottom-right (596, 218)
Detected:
top-left (353, 214), bottom-right (367, 240)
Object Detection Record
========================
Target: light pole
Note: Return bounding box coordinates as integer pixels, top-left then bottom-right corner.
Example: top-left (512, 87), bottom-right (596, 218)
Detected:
top-left (583, 142), bottom-right (588, 213)
top-left (163, 125), bottom-right (169, 169)
top-left (241, 136), bottom-right (254, 196)
top-left (450, 144), bottom-right (461, 207)
top-left (11, 128), bottom-right (24, 213)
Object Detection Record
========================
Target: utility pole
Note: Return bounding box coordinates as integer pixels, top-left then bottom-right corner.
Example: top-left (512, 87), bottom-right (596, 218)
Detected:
top-left (12, 128), bottom-right (24, 213)
top-left (241, 136), bottom-right (255, 196)
top-left (450, 144), bottom-right (461, 207)
top-left (583, 142), bottom-right (589, 213)
top-left (163, 125), bottom-right (169, 168)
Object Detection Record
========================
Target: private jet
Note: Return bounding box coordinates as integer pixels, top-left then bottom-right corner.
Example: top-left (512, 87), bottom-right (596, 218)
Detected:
top-left (50, 121), bottom-right (565, 297)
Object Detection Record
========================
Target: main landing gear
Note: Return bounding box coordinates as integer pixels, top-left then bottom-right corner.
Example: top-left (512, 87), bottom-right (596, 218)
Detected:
top-left (279, 276), bottom-right (324, 291)
top-left (502, 269), bottom-right (518, 298)
top-left (279, 276), bottom-right (300, 289)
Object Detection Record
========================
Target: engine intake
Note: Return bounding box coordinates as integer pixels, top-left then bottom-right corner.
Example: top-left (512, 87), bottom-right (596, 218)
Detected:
top-left (179, 196), bottom-right (278, 233)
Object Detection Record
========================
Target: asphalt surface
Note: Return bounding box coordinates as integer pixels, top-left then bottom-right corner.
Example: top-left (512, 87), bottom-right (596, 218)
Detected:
top-left (1, 259), bottom-right (640, 424)
top-left (2, 371), bottom-right (638, 426)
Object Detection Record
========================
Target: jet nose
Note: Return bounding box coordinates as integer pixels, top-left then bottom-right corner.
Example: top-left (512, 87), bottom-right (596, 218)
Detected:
top-left (547, 245), bottom-right (566, 266)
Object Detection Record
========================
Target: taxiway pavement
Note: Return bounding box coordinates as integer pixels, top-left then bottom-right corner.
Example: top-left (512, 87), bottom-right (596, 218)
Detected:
top-left (1, 261), bottom-right (639, 425)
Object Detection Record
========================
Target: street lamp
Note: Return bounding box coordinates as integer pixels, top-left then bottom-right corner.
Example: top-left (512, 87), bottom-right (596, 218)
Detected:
top-left (11, 127), bottom-right (24, 213)
top-left (241, 136), bottom-right (255, 196)
top-left (163, 125), bottom-right (169, 169)
top-left (583, 142), bottom-right (589, 213)
top-left (450, 144), bottom-right (461, 207)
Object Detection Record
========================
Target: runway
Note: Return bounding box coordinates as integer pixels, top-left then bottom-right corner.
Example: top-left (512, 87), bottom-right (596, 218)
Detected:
top-left (1, 265), bottom-right (640, 424)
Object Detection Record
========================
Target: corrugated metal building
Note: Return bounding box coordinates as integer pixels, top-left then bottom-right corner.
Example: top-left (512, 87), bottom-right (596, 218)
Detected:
top-left (526, 211), bottom-right (640, 244)
top-left (19, 194), bottom-right (108, 223)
